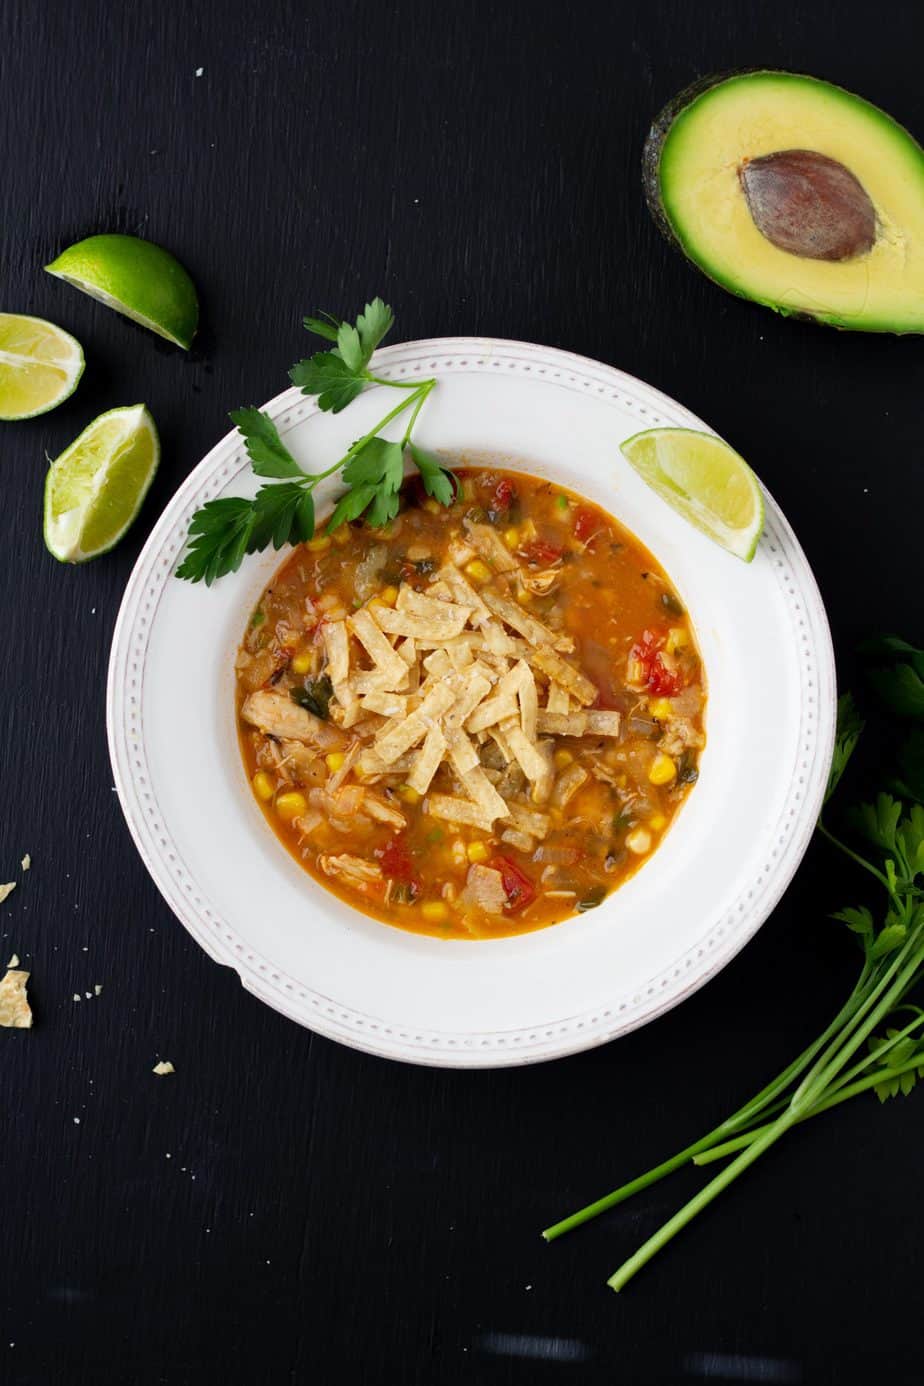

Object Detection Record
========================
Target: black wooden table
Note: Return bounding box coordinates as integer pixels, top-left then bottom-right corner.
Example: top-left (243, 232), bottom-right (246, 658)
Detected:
top-left (3, 2), bottom-right (922, 1382)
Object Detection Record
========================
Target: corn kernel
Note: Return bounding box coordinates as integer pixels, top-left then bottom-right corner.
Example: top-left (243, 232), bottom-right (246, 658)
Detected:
top-left (503, 527), bottom-right (520, 549)
top-left (554, 748), bottom-right (574, 770)
top-left (291, 652), bottom-right (313, 675)
top-left (421, 900), bottom-right (449, 924)
top-left (252, 771), bottom-right (275, 802)
top-left (379, 585), bottom-right (399, 607)
top-left (464, 559), bottom-right (492, 584)
top-left (422, 498), bottom-right (441, 515)
top-left (305, 535), bottom-right (331, 553)
top-left (516, 587), bottom-right (532, 605)
top-left (648, 753), bottom-right (677, 786)
top-left (626, 827), bottom-right (652, 855)
top-left (331, 525), bottom-right (351, 546)
top-left (325, 752), bottom-right (346, 773)
top-left (665, 626), bottom-right (688, 655)
top-left (466, 840), bottom-right (490, 864)
top-left (275, 791), bottom-right (307, 822)
top-left (649, 697), bottom-right (673, 721)
top-left (397, 784), bottom-right (421, 805)
top-left (649, 813), bottom-right (667, 831)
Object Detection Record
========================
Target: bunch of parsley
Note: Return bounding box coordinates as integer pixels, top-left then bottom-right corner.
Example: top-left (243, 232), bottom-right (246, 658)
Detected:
top-left (544, 637), bottom-right (924, 1291)
top-left (177, 298), bottom-right (457, 584)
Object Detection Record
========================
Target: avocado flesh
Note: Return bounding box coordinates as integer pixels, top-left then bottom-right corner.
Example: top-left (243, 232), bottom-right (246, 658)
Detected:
top-left (648, 71), bottom-right (924, 332)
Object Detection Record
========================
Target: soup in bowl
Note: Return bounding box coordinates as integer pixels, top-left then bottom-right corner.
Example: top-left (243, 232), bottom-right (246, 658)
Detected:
top-left (235, 467), bottom-right (705, 939)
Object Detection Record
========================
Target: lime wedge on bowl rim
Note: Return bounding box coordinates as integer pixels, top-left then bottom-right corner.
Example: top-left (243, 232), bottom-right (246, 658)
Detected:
top-left (620, 427), bottom-right (764, 561)
top-left (44, 404), bottom-right (159, 563)
top-left (0, 313), bottom-right (84, 420)
top-left (45, 234), bottom-right (198, 350)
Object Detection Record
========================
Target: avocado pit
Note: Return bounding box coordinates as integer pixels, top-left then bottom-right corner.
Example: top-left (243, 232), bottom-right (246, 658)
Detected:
top-left (738, 149), bottom-right (876, 262)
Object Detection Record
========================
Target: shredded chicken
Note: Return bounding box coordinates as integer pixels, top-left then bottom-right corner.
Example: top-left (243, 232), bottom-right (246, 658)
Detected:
top-left (241, 689), bottom-right (346, 750)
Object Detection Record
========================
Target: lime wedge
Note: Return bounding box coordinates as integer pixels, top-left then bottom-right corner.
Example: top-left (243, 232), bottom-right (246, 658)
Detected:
top-left (44, 404), bottom-right (160, 562)
top-left (45, 234), bottom-right (198, 349)
top-left (0, 313), bottom-right (84, 420)
top-left (620, 427), bottom-right (764, 562)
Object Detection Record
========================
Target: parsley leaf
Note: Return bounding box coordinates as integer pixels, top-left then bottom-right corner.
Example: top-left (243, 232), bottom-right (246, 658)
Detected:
top-left (289, 352), bottom-right (366, 414)
top-left (825, 693), bottom-right (864, 803)
top-left (229, 408), bottom-right (306, 478)
top-left (303, 310), bottom-right (342, 342)
top-left (408, 441), bottom-right (459, 508)
top-left (868, 662), bottom-right (924, 719)
top-left (355, 298), bottom-right (394, 360)
top-left (175, 497), bottom-right (255, 586)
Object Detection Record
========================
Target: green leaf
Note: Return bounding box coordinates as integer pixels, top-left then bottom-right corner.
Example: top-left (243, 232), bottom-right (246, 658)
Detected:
top-left (366, 486), bottom-right (401, 528)
top-left (303, 310), bottom-right (342, 342)
top-left (825, 693), bottom-right (863, 804)
top-left (249, 482), bottom-right (310, 552)
top-left (293, 489), bottom-right (316, 543)
top-left (894, 728), bottom-right (924, 806)
top-left (342, 437), bottom-right (405, 493)
top-left (175, 496), bottom-right (256, 585)
top-left (408, 442), bottom-right (458, 508)
top-left (868, 663), bottom-right (924, 720)
top-left (870, 921), bottom-right (907, 960)
top-left (355, 298), bottom-right (394, 361)
top-left (850, 793), bottom-right (903, 854)
top-left (230, 408), bottom-right (305, 478)
top-left (831, 905), bottom-right (874, 939)
top-left (289, 352), bottom-right (366, 413)
top-left (336, 322), bottom-right (365, 374)
top-left (327, 484), bottom-right (377, 531)
top-left (861, 635), bottom-right (924, 681)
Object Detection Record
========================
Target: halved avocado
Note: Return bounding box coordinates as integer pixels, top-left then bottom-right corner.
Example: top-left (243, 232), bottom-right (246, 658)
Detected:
top-left (643, 71), bottom-right (924, 333)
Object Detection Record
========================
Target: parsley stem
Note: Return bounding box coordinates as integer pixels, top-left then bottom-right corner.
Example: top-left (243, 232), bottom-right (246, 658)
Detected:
top-left (400, 379), bottom-right (436, 445)
top-left (308, 382), bottom-right (433, 490)
top-left (367, 374), bottom-right (433, 390)
top-left (817, 819), bottom-right (890, 891)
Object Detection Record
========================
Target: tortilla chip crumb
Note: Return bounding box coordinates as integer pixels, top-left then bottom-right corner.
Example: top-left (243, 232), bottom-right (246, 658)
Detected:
top-left (94, 984), bottom-right (102, 996)
top-left (73, 994), bottom-right (81, 1002)
top-left (152, 1060), bottom-right (175, 1076)
top-left (20, 855), bottom-right (30, 872)
top-left (0, 970), bottom-right (32, 1029)
top-left (7, 954), bottom-right (19, 968)
top-left (0, 883), bottom-right (16, 905)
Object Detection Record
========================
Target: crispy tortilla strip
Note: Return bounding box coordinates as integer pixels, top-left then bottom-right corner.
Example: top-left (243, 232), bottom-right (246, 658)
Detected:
top-left (516, 660), bottom-right (538, 741)
top-left (531, 647), bottom-right (597, 706)
top-left (396, 637), bottom-right (417, 666)
top-left (552, 763), bottom-right (589, 807)
top-left (480, 618), bottom-right (518, 656)
top-left (422, 648), bottom-right (453, 680)
top-left (359, 691), bottom-right (408, 718)
top-left (500, 828), bottom-right (534, 853)
top-left (352, 667), bottom-right (410, 695)
top-left (407, 724), bottom-right (447, 795)
top-left (356, 749), bottom-right (416, 779)
top-left (445, 728), bottom-right (480, 777)
top-left (397, 586), bottom-right (473, 624)
top-left (487, 723), bottom-right (516, 763)
top-left (503, 801), bottom-right (551, 839)
top-left (436, 565), bottom-right (493, 624)
top-left (373, 682), bottom-right (456, 764)
top-left (481, 590), bottom-right (573, 654)
top-left (373, 600), bottom-right (470, 641)
top-left (241, 690), bottom-right (346, 749)
top-left (347, 610), bottom-right (409, 688)
top-left (585, 710), bottom-right (622, 736)
top-left (546, 681), bottom-right (570, 715)
top-left (0, 969), bottom-right (31, 1029)
top-left (464, 520), bottom-right (519, 572)
top-left (536, 710), bottom-right (588, 737)
top-left (362, 793), bottom-right (407, 829)
top-left (323, 620), bottom-right (350, 685)
top-left (445, 669), bottom-right (494, 728)
top-left (465, 691), bottom-right (519, 734)
top-left (500, 715), bottom-right (554, 803)
top-left (426, 795), bottom-right (496, 831)
top-left (0, 883), bottom-right (16, 906)
top-left (447, 639), bottom-right (473, 671)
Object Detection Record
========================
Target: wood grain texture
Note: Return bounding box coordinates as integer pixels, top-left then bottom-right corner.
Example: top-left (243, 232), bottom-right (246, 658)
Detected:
top-left (1, 0), bottom-right (923, 1381)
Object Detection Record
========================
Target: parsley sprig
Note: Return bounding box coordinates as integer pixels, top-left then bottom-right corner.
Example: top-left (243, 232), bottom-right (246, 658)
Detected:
top-left (544, 637), bottom-right (924, 1291)
top-left (176, 298), bottom-right (457, 584)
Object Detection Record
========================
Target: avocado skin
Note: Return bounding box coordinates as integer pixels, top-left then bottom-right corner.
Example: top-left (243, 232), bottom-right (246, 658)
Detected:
top-left (640, 70), bottom-right (923, 332)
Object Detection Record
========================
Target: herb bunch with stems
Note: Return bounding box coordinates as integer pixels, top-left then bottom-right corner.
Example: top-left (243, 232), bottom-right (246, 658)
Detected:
top-left (544, 636), bottom-right (924, 1292)
top-left (177, 298), bottom-right (456, 584)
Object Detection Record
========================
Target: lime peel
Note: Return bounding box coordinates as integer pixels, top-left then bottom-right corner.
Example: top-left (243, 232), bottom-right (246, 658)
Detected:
top-left (44, 404), bottom-right (160, 563)
top-left (619, 427), bottom-right (764, 562)
top-left (45, 234), bottom-right (198, 350)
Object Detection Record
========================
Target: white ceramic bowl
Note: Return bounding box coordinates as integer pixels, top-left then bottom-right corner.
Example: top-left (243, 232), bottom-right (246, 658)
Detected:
top-left (107, 338), bottom-right (835, 1067)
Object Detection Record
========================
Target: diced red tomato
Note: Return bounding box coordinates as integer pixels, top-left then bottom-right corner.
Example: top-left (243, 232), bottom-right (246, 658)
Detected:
top-left (494, 478), bottom-right (516, 511)
top-left (376, 836), bottom-right (421, 897)
top-left (628, 628), bottom-right (684, 697)
top-left (574, 507), bottom-right (601, 544)
top-left (490, 856), bottom-right (537, 912)
top-left (520, 538), bottom-right (562, 566)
